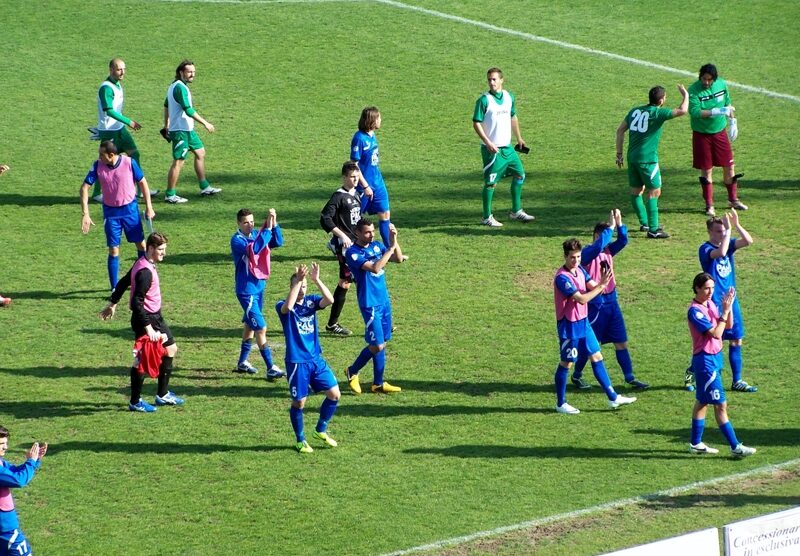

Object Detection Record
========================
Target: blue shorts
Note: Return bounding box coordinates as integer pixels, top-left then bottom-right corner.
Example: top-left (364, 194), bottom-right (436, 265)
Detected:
top-left (360, 188), bottom-right (390, 214)
top-left (722, 299), bottom-right (744, 341)
top-left (587, 301), bottom-right (628, 344)
top-left (237, 291), bottom-right (266, 331)
top-left (0, 528), bottom-right (32, 556)
top-left (361, 304), bottom-right (392, 346)
top-left (103, 202), bottom-right (144, 248)
top-left (692, 352), bottom-right (726, 405)
top-left (285, 357), bottom-right (338, 401)
top-left (559, 326), bottom-right (601, 362)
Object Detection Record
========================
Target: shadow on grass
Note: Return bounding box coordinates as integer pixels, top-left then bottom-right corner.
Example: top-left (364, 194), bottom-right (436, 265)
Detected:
top-left (641, 492), bottom-right (800, 510)
top-left (162, 252), bottom-right (231, 265)
top-left (84, 383), bottom-right (286, 399)
top-left (47, 441), bottom-right (291, 455)
top-left (387, 379), bottom-right (555, 395)
top-left (0, 401), bottom-right (119, 419)
top-left (7, 288), bottom-right (108, 300)
top-left (341, 403), bottom-right (553, 418)
top-left (82, 325), bottom-right (243, 339)
top-left (404, 444), bottom-right (687, 460)
top-left (631, 427), bottom-right (800, 447)
top-left (0, 366), bottom-right (123, 378)
top-left (0, 193), bottom-right (76, 206)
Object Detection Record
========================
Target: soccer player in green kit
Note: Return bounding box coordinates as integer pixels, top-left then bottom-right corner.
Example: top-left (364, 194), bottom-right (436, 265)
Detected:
top-left (615, 84), bottom-right (688, 239)
top-left (688, 63), bottom-right (747, 216)
top-left (472, 67), bottom-right (535, 227)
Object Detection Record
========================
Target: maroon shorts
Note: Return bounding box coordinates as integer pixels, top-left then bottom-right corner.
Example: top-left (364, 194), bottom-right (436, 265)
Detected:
top-left (692, 130), bottom-right (734, 170)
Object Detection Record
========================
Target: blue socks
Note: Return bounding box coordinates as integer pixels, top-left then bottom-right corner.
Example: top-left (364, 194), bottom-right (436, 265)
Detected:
top-left (107, 254), bottom-right (120, 290)
top-left (719, 421), bottom-right (740, 449)
top-left (316, 398), bottom-right (339, 433)
top-left (572, 350), bottom-right (588, 380)
top-left (591, 360), bottom-right (617, 400)
top-left (290, 406), bottom-right (304, 442)
top-left (691, 418), bottom-right (705, 445)
top-left (350, 347), bottom-right (374, 375)
top-left (137, 250), bottom-right (145, 259)
top-left (372, 350), bottom-right (386, 386)
top-left (554, 365), bottom-right (569, 406)
top-left (238, 339), bottom-right (253, 366)
top-left (616, 348), bottom-right (635, 383)
top-left (379, 219), bottom-right (391, 246)
top-left (259, 346), bottom-right (274, 370)
top-left (729, 344), bottom-right (743, 383)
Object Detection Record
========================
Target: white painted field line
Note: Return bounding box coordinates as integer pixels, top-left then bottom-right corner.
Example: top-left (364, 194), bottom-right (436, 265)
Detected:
top-left (381, 458), bottom-right (800, 556)
top-left (375, 0), bottom-right (800, 105)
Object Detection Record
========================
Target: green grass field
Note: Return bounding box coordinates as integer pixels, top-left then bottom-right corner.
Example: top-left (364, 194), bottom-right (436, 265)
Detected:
top-left (1, 1), bottom-right (799, 554)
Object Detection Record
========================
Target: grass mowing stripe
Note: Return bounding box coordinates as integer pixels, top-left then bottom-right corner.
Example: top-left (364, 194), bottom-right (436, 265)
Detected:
top-left (375, 0), bottom-right (800, 105)
top-left (380, 459), bottom-right (800, 556)
top-left (141, 0), bottom-right (359, 5)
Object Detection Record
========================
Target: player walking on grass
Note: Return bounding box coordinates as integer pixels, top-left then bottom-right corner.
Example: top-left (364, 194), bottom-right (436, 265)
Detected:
top-left (230, 208), bottom-right (285, 381)
top-left (472, 67), bottom-right (534, 228)
top-left (80, 140), bottom-right (156, 292)
top-left (688, 63), bottom-right (747, 216)
top-left (276, 264), bottom-right (341, 453)
top-left (552, 238), bottom-right (637, 414)
top-left (570, 210), bottom-right (649, 391)
top-left (163, 60), bottom-right (219, 204)
top-left (687, 273), bottom-right (756, 457)
top-left (615, 84), bottom-right (688, 238)
top-left (90, 58), bottom-right (157, 202)
top-left (0, 427), bottom-right (47, 556)
top-left (699, 210), bottom-right (756, 393)
top-left (0, 164), bottom-right (10, 307)
top-left (319, 161), bottom-right (363, 337)
top-left (344, 218), bottom-right (404, 395)
top-left (100, 232), bottom-right (184, 412)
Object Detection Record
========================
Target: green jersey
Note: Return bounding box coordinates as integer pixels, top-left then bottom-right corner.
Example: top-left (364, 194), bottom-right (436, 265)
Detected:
top-left (624, 105), bottom-right (674, 164)
top-left (688, 78), bottom-right (730, 134)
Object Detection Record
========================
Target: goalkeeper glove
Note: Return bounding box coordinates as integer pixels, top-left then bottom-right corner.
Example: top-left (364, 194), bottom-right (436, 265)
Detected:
top-left (728, 117), bottom-right (738, 142)
top-left (711, 106), bottom-right (734, 117)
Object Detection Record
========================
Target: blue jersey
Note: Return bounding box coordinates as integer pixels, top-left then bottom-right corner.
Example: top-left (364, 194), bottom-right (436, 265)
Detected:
top-left (581, 225), bottom-right (627, 307)
top-left (351, 130), bottom-right (385, 193)
top-left (0, 457), bottom-right (40, 532)
top-left (346, 241), bottom-right (391, 308)
top-left (699, 239), bottom-right (737, 306)
top-left (230, 225), bottom-right (283, 295)
top-left (84, 158), bottom-right (145, 220)
top-left (276, 295), bottom-right (323, 363)
top-left (554, 266), bottom-right (592, 340)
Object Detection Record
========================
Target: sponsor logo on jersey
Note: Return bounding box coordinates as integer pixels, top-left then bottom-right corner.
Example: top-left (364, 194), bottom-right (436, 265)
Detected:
top-left (715, 258), bottom-right (732, 278)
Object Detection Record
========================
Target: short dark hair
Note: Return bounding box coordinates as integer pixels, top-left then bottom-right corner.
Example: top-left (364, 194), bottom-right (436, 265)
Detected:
top-left (146, 232), bottom-right (168, 249)
top-left (593, 222), bottom-right (611, 237)
top-left (693, 272), bottom-right (713, 293)
top-left (355, 217), bottom-right (374, 231)
top-left (341, 161), bottom-right (359, 176)
top-left (175, 59), bottom-right (194, 80)
top-left (562, 238), bottom-right (582, 256)
top-left (648, 86), bottom-right (666, 105)
top-left (706, 216), bottom-right (724, 230)
top-left (99, 140), bottom-right (118, 155)
top-left (0, 426), bottom-right (8, 439)
top-left (487, 67), bottom-right (503, 78)
top-left (358, 107), bottom-right (380, 133)
top-left (237, 208), bottom-right (253, 223)
top-left (698, 63), bottom-right (718, 81)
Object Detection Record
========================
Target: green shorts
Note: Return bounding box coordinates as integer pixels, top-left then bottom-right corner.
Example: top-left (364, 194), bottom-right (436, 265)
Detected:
top-left (99, 127), bottom-right (137, 154)
top-left (170, 130), bottom-right (204, 160)
top-left (481, 145), bottom-right (525, 186)
top-left (627, 162), bottom-right (662, 189)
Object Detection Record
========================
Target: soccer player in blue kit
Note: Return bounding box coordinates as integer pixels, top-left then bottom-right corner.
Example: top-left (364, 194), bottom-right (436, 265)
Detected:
top-left (570, 209), bottom-right (649, 390)
top-left (344, 218), bottom-right (405, 395)
top-left (276, 263), bottom-right (341, 454)
top-left (687, 273), bottom-right (755, 457)
top-left (698, 209), bottom-right (756, 392)
top-left (553, 238), bottom-right (637, 414)
top-left (231, 208), bottom-right (285, 380)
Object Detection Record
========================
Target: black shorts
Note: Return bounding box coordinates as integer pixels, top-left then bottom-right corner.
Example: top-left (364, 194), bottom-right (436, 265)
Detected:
top-left (131, 311), bottom-right (175, 347)
top-left (336, 251), bottom-right (353, 283)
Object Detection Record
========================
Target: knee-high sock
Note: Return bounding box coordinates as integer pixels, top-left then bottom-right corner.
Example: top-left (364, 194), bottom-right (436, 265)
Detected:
top-left (372, 350), bottom-right (386, 386)
top-left (691, 418), bottom-right (705, 445)
top-left (719, 421), bottom-right (740, 449)
top-left (482, 186), bottom-right (495, 219)
top-left (510, 178), bottom-right (524, 213)
top-left (646, 197), bottom-right (659, 231)
top-left (572, 347), bottom-right (589, 380)
top-left (725, 179), bottom-right (739, 202)
top-left (157, 356), bottom-right (174, 397)
top-left (350, 347), bottom-right (373, 375)
top-left (130, 367), bottom-right (145, 405)
top-left (316, 398), bottom-right (339, 433)
top-left (700, 177), bottom-right (713, 207)
top-left (259, 345), bottom-right (274, 370)
top-left (108, 255), bottom-right (120, 290)
top-left (238, 339), bottom-right (253, 366)
top-left (616, 348), bottom-right (635, 383)
top-left (290, 406), bottom-right (305, 442)
top-left (591, 359), bottom-right (617, 400)
top-left (631, 195), bottom-right (648, 227)
top-left (729, 344), bottom-right (743, 384)
top-left (378, 219), bottom-right (391, 246)
top-left (328, 286), bottom-right (348, 327)
top-left (554, 365), bottom-right (569, 407)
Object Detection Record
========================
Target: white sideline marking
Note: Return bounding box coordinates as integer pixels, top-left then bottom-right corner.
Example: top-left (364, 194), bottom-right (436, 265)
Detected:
top-left (381, 458), bottom-right (800, 556)
top-left (375, 0), bottom-right (800, 104)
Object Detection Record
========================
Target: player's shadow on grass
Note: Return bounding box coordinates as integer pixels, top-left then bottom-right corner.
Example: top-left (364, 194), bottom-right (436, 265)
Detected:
top-left (404, 445), bottom-right (687, 460)
top-left (8, 288), bottom-right (108, 300)
top-left (631, 427), bottom-right (800, 447)
top-left (0, 365), bottom-right (122, 379)
top-left (84, 383), bottom-right (285, 399)
top-left (0, 193), bottom-right (76, 206)
top-left (392, 379), bottom-right (555, 395)
top-left (341, 403), bottom-right (552, 418)
top-left (82, 325), bottom-right (243, 340)
top-left (0, 401), bottom-right (119, 419)
top-left (741, 179), bottom-right (800, 191)
top-left (162, 252), bottom-right (231, 265)
top-left (47, 441), bottom-right (290, 456)
top-left (641, 493), bottom-right (800, 510)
